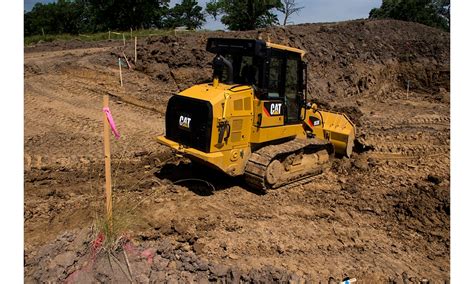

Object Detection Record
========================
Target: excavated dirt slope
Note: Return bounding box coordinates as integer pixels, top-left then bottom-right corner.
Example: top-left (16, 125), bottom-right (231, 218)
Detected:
top-left (24, 19), bottom-right (450, 282)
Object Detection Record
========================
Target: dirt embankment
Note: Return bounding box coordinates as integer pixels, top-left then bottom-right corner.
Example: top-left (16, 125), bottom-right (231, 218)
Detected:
top-left (24, 19), bottom-right (450, 282)
top-left (133, 19), bottom-right (449, 102)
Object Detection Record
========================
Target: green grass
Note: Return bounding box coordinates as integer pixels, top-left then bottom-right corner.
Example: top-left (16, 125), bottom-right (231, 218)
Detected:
top-left (24, 28), bottom-right (201, 46)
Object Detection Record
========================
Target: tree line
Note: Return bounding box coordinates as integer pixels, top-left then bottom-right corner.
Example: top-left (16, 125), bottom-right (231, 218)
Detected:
top-left (25, 0), bottom-right (449, 37)
top-left (369, 0), bottom-right (450, 31)
top-left (24, 0), bottom-right (204, 36)
top-left (24, 0), bottom-right (304, 36)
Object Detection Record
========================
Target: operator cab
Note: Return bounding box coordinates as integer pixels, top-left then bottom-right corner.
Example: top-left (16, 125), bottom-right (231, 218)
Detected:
top-left (206, 38), bottom-right (307, 124)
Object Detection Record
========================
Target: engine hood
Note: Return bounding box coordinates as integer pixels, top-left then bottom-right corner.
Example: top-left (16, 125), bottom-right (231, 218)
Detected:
top-left (177, 83), bottom-right (252, 105)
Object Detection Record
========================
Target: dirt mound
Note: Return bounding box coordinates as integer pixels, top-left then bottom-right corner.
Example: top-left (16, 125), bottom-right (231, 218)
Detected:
top-left (25, 39), bottom-right (115, 53)
top-left (135, 20), bottom-right (449, 103)
top-left (25, 227), bottom-right (308, 283)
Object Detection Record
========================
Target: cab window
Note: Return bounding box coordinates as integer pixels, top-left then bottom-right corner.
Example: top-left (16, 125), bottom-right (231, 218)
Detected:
top-left (221, 54), bottom-right (260, 86)
top-left (268, 56), bottom-right (283, 99)
top-left (285, 57), bottom-right (300, 122)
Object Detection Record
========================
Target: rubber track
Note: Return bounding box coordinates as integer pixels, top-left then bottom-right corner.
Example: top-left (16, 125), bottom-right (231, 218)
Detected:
top-left (244, 138), bottom-right (332, 192)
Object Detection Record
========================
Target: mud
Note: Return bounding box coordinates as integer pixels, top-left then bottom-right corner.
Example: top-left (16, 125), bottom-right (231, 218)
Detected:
top-left (24, 19), bottom-right (450, 282)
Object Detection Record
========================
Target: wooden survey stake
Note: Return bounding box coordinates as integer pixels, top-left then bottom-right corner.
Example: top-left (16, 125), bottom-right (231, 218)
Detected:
top-left (134, 37), bottom-right (137, 63)
top-left (122, 52), bottom-right (131, 69)
top-left (103, 95), bottom-right (113, 230)
top-left (119, 58), bottom-right (123, 86)
top-left (406, 80), bottom-right (410, 99)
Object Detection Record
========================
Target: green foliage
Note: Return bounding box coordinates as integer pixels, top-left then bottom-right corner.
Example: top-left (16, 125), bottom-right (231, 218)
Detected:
top-left (24, 0), bottom-right (86, 36)
top-left (24, 0), bottom-right (206, 36)
top-left (205, 0), bottom-right (283, 30)
top-left (369, 0), bottom-right (449, 31)
top-left (205, 0), bottom-right (221, 21)
top-left (164, 0), bottom-right (206, 30)
top-left (81, 0), bottom-right (171, 31)
top-left (433, 0), bottom-right (450, 23)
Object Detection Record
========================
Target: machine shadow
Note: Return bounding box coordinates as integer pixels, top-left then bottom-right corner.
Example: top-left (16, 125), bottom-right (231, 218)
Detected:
top-left (154, 161), bottom-right (265, 196)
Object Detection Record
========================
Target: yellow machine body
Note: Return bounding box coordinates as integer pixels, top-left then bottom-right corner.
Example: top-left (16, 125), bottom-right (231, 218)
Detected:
top-left (157, 84), bottom-right (355, 176)
top-left (157, 38), bottom-right (355, 183)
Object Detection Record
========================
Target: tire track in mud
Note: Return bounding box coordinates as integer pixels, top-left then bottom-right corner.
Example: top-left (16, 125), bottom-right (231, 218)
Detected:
top-left (405, 115), bottom-right (450, 125)
top-left (44, 107), bottom-right (101, 136)
top-left (375, 164), bottom-right (448, 180)
top-left (24, 153), bottom-right (97, 172)
top-left (59, 50), bottom-right (174, 114)
top-left (364, 136), bottom-right (449, 160)
top-left (352, 100), bottom-right (450, 183)
top-left (360, 110), bottom-right (450, 161)
top-left (363, 114), bottom-right (450, 129)
top-left (57, 73), bottom-right (165, 134)
top-left (25, 70), bottom-right (166, 176)
top-left (370, 144), bottom-right (449, 156)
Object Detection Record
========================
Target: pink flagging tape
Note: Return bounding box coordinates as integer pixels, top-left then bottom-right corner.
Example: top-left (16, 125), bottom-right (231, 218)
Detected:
top-left (103, 107), bottom-right (120, 139)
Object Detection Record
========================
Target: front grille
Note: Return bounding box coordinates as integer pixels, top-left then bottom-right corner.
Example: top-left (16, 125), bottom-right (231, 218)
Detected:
top-left (165, 95), bottom-right (213, 153)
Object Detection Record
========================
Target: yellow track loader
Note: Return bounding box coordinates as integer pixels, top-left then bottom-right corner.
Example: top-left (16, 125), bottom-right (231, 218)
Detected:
top-left (157, 38), bottom-right (355, 191)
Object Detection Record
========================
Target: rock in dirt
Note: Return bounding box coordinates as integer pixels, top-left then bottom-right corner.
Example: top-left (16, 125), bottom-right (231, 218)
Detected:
top-left (341, 183), bottom-right (358, 194)
top-left (210, 263), bottom-right (230, 277)
top-left (173, 221), bottom-right (189, 235)
top-left (193, 242), bottom-right (206, 255)
top-left (195, 258), bottom-right (209, 271)
top-left (352, 157), bottom-right (370, 171)
top-left (51, 251), bottom-right (76, 268)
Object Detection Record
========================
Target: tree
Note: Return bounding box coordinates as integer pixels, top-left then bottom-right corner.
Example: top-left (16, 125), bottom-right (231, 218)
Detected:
top-left (369, 0), bottom-right (449, 31)
top-left (278, 0), bottom-right (303, 26)
top-left (24, 0), bottom-right (173, 35)
top-left (165, 0), bottom-right (205, 29)
top-left (433, 0), bottom-right (450, 25)
top-left (84, 0), bottom-right (170, 31)
top-left (24, 1), bottom-right (86, 36)
top-left (25, 3), bottom-right (56, 36)
top-left (205, 0), bottom-right (283, 31)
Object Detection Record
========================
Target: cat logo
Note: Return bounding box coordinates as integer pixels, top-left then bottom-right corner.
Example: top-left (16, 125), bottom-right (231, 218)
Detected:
top-left (263, 102), bottom-right (283, 116)
top-left (270, 103), bottom-right (282, 115)
top-left (179, 115), bottom-right (191, 129)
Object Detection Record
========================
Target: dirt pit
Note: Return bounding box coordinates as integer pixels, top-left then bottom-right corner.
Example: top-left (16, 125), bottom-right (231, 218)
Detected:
top-left (25, 19), bottom-right (449, 282)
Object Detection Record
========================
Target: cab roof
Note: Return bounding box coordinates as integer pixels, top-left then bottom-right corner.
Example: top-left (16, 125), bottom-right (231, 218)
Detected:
top-left (206, 38), bottom-right (305, 58)
top-left (266, 42), bottom-right (306, 57)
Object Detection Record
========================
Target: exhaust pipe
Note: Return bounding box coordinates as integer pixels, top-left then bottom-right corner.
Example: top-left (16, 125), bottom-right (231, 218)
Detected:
top-left (212, 55), bottom-right (233, 87)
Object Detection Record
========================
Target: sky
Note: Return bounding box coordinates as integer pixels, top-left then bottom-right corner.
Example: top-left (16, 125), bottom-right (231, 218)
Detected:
top-left (24, 0), bottom-right (383, 30)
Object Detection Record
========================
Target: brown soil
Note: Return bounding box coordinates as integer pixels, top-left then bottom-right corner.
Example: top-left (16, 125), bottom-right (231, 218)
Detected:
top-left (24, 19), bottom-right (450, 283)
